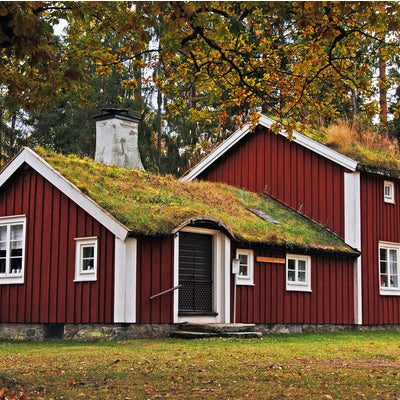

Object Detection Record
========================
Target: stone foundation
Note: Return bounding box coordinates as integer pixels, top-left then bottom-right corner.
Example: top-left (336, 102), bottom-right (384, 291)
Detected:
top-left (254, 323), bottom-right (400, 335)
top-left (1, 323), bottom-right (400, 341)
top-left (0, 323), bottom-right (176, 341)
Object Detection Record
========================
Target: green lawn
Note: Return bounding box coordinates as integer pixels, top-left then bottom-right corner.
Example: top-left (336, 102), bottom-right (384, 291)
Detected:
top-left (1, 331), bottom-right (399, 399)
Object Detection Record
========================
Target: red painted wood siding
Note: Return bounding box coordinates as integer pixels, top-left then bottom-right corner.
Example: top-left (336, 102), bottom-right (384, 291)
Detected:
top-left (0, 165), bottom-right (115, 324)
top-left (361, 173), bottom-right (400, 324)
top-left (233, 247), bottom-right (354, 324)
top-left (199, 126), bottom-right (348, 238)
top-left (136, 237), bottom-right (174, 323)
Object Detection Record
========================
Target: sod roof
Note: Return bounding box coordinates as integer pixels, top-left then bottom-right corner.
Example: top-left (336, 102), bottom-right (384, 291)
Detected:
top-left (35, 148), bottom-right (358, 256)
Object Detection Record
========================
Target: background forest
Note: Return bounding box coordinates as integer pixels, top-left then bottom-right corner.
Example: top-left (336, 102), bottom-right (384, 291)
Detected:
top-left (2, 1), bottom-right (400, 176)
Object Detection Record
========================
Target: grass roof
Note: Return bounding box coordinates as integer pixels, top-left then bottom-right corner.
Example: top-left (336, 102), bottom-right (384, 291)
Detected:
top-left (35, 148), bottom-right (357, 256)
top-left (302, 121), bottom-right (400, 173)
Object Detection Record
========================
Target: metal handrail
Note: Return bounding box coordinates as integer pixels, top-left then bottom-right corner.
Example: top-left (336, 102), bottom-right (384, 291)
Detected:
top-left (150, 284), bottom-right (182, 300)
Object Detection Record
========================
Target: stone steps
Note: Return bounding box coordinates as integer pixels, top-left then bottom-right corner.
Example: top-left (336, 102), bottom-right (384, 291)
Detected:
top-left (170, 323), bottom-right (262, 339)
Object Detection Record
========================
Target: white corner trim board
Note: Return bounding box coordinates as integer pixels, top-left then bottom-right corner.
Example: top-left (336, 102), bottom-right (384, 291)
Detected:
top-left (0, 148), bottom-right (129, 241)
top-left (344, 172), bottom-right (362, 325)
top-left (181, 114), bottom-right (358, 182)
top-left (114, 237), bottom-right (137, 323)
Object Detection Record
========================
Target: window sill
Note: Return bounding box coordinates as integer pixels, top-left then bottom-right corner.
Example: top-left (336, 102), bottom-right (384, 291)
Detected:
top-left (380, 288), bottom-right (400, 296)
top-left (286, 285), bottom-right (312, 292)
top-left (74, 277), bottom-right (97, 283)
top-left (236, 281), bottom-right (255, 287)
top-left (0, 276), bottom-right (24, 285)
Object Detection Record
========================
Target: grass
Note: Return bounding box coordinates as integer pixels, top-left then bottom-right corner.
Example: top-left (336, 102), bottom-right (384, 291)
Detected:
top-left (1, 331), bottom-right (399, 399)
top-left (33, 147), bottom-right (354, 254)
top-left (304, 120), bottom-right (400, 172)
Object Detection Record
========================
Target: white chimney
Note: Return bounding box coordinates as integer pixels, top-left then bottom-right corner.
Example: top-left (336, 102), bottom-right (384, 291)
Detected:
top-left (94, 108), bottom-right (144, 171)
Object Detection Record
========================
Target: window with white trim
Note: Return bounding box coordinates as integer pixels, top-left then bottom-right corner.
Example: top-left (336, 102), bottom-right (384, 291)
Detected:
top-left (0, 215), bottom-right (26, 285)
top-left (236, 249), bottom-right (254, 285)
top-left (384, 181), bottom-right (395, 204)
top-left (74, 237), bottom-right (98, 282)
top-left (379, 242), bottom-right (400, 295)
top-left (286, 254), bottom-right (311, 292)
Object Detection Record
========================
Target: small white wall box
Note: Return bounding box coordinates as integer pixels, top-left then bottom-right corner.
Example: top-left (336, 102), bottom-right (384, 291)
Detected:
top-left (232, 258), bottom-right (240, 274)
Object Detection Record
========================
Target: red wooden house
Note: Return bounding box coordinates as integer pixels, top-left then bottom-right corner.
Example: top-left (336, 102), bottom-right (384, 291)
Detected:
top-left (0, 110), bottom-right (380, 340)
top-left (183, 114), bottom-right (400, 327)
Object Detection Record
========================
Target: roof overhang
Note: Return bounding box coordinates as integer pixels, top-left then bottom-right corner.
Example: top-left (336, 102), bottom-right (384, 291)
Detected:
top-left (181, 114), bottom-right (359, 182)
top-left (0, 148), bottom-right (129, 241)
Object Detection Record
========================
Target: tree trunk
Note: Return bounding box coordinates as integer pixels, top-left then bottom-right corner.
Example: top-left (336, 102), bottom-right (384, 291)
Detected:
top-left (8, 111), bottom-right (17, 158)
top-left (379, 55), bottom-right (388, 139)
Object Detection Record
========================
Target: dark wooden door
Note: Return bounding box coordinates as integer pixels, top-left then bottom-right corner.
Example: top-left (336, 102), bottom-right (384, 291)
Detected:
top-left (179, 232), bottom-right (213, 314)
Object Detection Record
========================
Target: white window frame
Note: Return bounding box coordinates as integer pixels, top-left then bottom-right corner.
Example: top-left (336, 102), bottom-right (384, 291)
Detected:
top-left (379, 242), bottom-right (400, 296)
top-left (286, 254), bottom-right (311, 292)
top-left (0, 215), bottom-right (26, 285)
top-left (384, 181), bottom-right (395, 204)
top-left (74, 237), bottom-right (98, 282)
top-left (236, 249), bottom-right (254, 286)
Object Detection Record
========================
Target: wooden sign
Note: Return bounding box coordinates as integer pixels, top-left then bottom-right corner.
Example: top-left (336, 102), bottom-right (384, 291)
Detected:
top-left (256, 256), bottom-right (286, 264)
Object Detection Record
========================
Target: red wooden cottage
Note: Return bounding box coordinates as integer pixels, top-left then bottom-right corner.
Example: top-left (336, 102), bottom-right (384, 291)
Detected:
top-left (0, 110), bottom-right (374, 340)
top-left (183, 114), bottom-right (400, 327)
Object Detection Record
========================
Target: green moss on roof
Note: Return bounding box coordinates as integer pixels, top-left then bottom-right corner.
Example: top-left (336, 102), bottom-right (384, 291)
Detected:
top-left (36, 147), bottom-right (356, 255)
top-left (302, 124), bottom-right (400, 173)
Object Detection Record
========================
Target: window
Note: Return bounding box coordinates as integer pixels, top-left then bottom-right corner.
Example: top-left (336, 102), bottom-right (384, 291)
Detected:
top-left (236, 249), bottom-right (254, 285)
top-left (74, 237), bottom-right (98, 282)
top-left (379, 242), bottom-right (400, 295)
top-left (286, 254), bottom-right (311, 292)
top-left (384, 181), bottom-right (395, 204)
top-left (0, 215), bottom-right (26, 285)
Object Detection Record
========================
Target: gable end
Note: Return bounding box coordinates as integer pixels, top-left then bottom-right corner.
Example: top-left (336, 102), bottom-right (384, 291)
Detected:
top-left (0, 148), bottom-right (129, 241)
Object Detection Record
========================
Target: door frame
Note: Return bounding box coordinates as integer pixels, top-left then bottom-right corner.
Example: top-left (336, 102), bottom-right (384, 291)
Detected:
top-left (173, 227), bottom-right (231, 323)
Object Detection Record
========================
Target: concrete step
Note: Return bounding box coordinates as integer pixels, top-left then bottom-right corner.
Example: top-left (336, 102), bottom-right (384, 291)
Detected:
top-left (178, 323), bottom-right (256, 334)
top-left (170, 330), bottom-right (219, 339)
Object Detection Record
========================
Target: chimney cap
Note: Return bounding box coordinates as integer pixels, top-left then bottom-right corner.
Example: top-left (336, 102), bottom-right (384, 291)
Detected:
top-left (101, 108), bottom-right (129, 114)
top-left (94, 108), bottom-right (140, 123)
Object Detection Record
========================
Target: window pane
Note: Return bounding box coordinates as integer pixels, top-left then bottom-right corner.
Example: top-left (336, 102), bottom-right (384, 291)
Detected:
top-left (10, 257), bottom-right (22, 272)
top-left (288, 270), bottom-right (295, 282)
top-left (298, 271), bottom-right (306, 282)
top-left (0, 259), bottom-right (5, 274)
top-left (10, 225), bottom-right (22, 242)
top-left (288, 259), bottom-right (295, 270)
top-left (390, 261), bottom-right (398, 275)
top-left (239, 254), bottom-right (248, 265)
top-left (298, 260), bottom-right (306, 271)
top-left (381, 272), bottom-right (388, 287)
top-left (82, 259), bottom-right (94, 271)
top-left (389, 249), bottom-right (397, 262)
top-left (83, 246), bottom-right (94, 259)
top-left (391, 276), bottom-right (399, 288)
top-left (239, 265), bottom-right (248, 277)
top-left (380, 248), bottom-right (388, 261)
top-left (0, 226), bottom-right (6, 242)
top-left (380, 260), bottom-right (388, 274)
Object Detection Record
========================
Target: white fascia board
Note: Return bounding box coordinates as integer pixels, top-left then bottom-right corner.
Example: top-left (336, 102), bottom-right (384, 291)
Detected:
top-left (0, 148), bottom-right (129, 241)
top-left (181, 114), bottom-right (358, 182)
top-left (181, 124), bottom-right (251, 182)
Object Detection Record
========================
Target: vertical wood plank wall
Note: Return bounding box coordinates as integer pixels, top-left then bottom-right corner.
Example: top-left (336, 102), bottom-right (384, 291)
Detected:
top-left (199, 126), bottom-right (347, 238)
top-left (0, 165), bottom-right (115, 324)
top-left (361, 173), bottom-right (400, 324)
top-left (232, 247), bottom-right (354, 324)
top-left (136, 237), bottom-right (174, 323)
